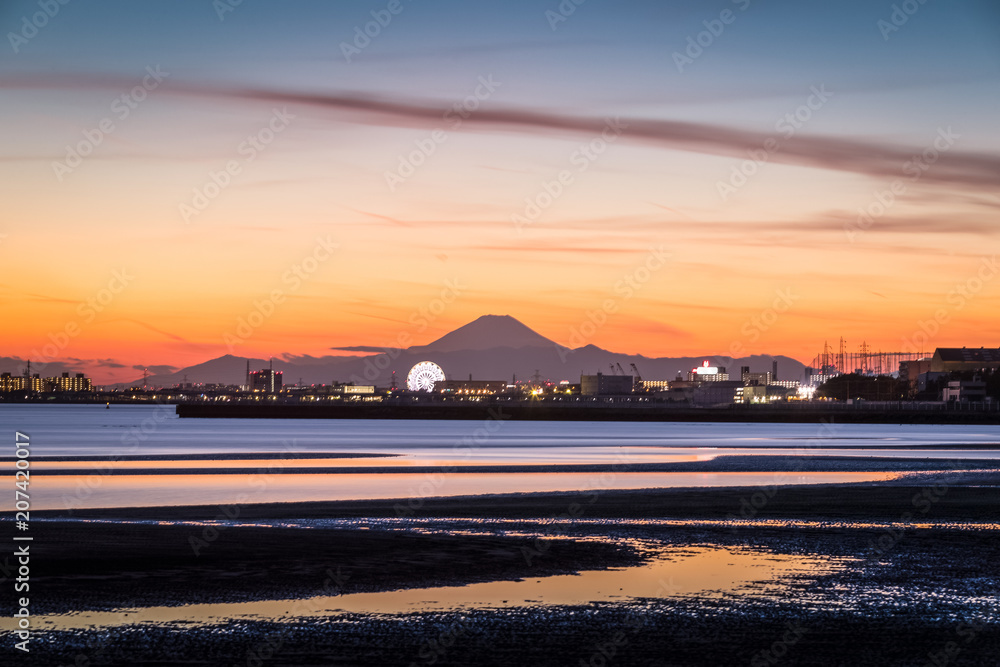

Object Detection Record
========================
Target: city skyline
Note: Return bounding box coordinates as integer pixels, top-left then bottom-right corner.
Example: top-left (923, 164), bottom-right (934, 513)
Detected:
top-left (0, 311), bottom-right (979, 387)
top-left (3, 0), bottom-right (999, 384)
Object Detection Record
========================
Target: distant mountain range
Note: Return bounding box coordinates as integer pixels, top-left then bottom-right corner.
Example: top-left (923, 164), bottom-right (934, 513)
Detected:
top-left (128, 314), bottom-right (808, 388)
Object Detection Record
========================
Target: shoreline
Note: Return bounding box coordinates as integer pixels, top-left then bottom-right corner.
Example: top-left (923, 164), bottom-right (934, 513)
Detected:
top-left (10, 514), bottom-right (1000, 667)
top-left (16, 454), bottom-right (1000, 475)
top-left (8, 478), bottom-right (1000, 666)
top-left (20, 475), bottom-right (1000, 522)
top-left (175, 402), bottom-right (1000, 424)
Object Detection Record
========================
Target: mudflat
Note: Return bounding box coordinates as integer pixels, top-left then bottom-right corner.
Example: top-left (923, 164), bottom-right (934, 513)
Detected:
top-left (10, 475), bottom-right (1000, 666)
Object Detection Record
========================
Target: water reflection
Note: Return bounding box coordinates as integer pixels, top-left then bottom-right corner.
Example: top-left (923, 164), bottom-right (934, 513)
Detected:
top-left (22, 471), bottom-right (902, 510)
top-left (11, 546), bottom-right (835, 632)
top-left (3, 404), bottom-right (998, 458)
top-left (26, 445), bottom-right (1000, 472)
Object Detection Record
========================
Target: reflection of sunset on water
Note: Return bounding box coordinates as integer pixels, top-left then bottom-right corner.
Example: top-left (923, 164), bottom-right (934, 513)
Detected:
top-left (20, 471), bottom-right (902, 511)
top-left (2, 546), bottom-right (837, 632)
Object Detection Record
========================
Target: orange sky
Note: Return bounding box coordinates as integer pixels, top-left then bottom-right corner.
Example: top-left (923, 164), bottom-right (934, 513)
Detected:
top-left (5, 152), bottom-right (998, 384)
top-left (2, 2), bottom-right (999, 383)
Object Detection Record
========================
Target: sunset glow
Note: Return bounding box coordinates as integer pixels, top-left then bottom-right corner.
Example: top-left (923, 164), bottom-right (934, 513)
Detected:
top-left (2, 0), bottom-right (999, 383)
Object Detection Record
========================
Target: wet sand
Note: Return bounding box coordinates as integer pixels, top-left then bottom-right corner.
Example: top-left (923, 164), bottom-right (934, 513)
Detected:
top-left (36, 468), bottom-right (1000, 523)
top-left (18, 521), bottom-right (641, 614)
top-left (8, 474), bottom-right (1000, 666)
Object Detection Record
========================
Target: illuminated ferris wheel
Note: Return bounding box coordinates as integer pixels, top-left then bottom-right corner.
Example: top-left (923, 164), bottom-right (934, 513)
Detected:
top-left (406, 361), bottom-right (445, 392)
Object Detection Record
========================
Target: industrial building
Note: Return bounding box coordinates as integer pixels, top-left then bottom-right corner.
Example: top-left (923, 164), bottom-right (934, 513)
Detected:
top-left (249, 368), bottom-right (282, 393)
top-left (434, 379), bottom-right (508, 395)
top-left (899, 358), bottom-right (933, 384)
top-left (901, 348), bottom-right (1000, 398)
top-left (581, 373), bottom-right (634, 396)
top-left (687, 361), bottom-right (729, 382)
top-left (692, 381), bottom-right (744, 406)
top-left (335, 384), bottom-right (375, 395)
top-left (638, 379), bottom-right (670, 392)
top-left (930, 348), bottom-right (1000, 373)
top-left (741, 366), bottom-right (772, 386)
top-left (942, 380), bottom-right (987, 402)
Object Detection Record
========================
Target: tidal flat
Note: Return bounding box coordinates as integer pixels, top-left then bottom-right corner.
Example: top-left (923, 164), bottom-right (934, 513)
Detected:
top-left (8, 472), bottom-right (1000, 666)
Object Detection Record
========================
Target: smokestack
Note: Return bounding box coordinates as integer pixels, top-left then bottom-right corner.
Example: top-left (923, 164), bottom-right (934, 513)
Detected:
top-left (772, 359), bottom-right (778, 380)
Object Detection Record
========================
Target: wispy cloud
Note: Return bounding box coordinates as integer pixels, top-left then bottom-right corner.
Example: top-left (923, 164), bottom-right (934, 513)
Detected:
top-left (19, 292), bottom-right (80, 305)
top-left (329, 345), bottom-right (394, 353)
top-left (102, 318), bottom-right (189, 343)
top-left (6, 75), bottom-right (1000, 190)
top-left (345, 208), bottom-right (413, 227)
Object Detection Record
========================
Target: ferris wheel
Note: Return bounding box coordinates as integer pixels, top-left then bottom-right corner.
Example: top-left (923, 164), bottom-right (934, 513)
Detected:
top-left (406, 361), bottom-right (445, 392)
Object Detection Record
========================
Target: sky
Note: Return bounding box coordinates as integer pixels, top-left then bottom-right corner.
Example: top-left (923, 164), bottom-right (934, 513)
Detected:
top-left (1, 0), bottom-right (999, 383)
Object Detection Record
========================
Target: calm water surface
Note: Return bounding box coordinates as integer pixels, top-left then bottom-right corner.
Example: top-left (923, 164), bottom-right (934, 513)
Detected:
top-left (2, 405), bottom-right (998, 510)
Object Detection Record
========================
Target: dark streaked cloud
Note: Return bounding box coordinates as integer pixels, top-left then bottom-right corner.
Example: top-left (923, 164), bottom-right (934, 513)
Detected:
top-left (132, 364), bottom-right (177, 374)
top-left (64, 357), bottom-right (124, 369)
top-left (6, 75), bottom-right (1000, 190)
top-left (680, 213), bottom-right (1000, 237)
top-left (330, 345), bottom-right (400, 353)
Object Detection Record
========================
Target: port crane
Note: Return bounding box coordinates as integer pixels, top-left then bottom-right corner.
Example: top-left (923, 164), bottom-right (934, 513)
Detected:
top-left (630, 363), bottom-right (643, 392)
